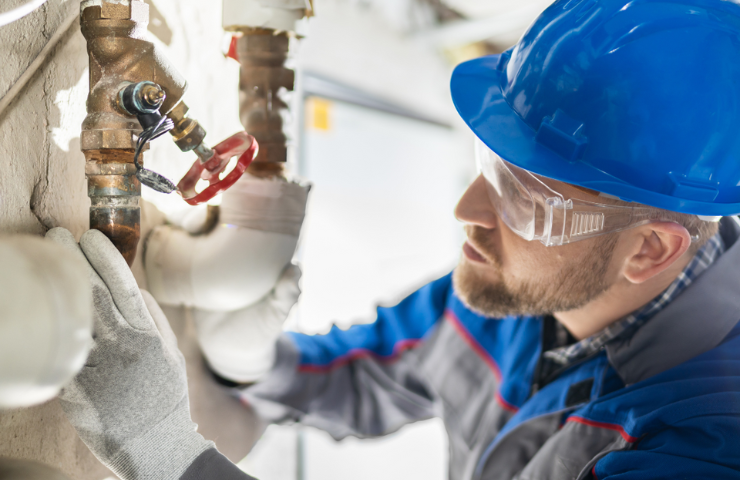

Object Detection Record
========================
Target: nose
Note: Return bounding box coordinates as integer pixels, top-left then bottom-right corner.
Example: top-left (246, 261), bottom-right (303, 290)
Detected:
top-left (455, 174), bottom-right (498, 229)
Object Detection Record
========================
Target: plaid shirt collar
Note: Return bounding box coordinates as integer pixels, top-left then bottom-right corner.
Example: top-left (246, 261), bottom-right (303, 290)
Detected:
top-left (543, 232), bottom-right (726, 366)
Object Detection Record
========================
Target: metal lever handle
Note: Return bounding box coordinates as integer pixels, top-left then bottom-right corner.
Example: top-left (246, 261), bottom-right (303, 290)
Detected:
top-left (177, 132), bottom-right (258, 206)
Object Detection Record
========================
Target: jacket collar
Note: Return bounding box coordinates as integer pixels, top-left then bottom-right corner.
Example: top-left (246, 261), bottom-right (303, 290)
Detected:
top-left (606, 217), bottom-right (740, 386)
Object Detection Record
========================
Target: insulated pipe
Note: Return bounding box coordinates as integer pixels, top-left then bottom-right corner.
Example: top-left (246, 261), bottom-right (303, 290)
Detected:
top-left (142, 0), bottom-right (312, 383)
top-left (80, 0), bottom-right (187, 266)
top-left (0, 235), bottom-right (92, 408)
top-left (145, 175), bottom-right (309, 312)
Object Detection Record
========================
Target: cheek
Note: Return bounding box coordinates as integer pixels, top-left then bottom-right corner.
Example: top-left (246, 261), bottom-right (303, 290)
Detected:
top-left (499, 229), bottom-right (567, 281)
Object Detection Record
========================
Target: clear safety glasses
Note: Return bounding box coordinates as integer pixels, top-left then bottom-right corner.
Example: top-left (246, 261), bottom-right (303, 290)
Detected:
top-left (475, 139), bottom-right (660, 246)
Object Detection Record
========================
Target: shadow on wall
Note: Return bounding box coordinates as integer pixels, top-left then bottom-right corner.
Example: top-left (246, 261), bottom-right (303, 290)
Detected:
top-left (144, 0), bottom-right (173, 46)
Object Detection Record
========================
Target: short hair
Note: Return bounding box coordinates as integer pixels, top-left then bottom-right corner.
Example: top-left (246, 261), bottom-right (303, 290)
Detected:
top-left (640, 208), bottom-right (719, 253)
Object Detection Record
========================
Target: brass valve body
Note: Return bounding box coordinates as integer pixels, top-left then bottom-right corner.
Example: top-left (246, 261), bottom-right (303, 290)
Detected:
top-left (80, 0), bottom-right (187, 265)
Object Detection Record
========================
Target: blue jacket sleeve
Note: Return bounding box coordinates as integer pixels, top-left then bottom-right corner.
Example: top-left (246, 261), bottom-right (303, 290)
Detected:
top-left (240, 273), bottom-right (452, 440)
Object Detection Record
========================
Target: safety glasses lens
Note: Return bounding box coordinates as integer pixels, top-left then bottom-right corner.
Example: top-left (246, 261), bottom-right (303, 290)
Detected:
top-left (475, 140), bottom-right (537, 240)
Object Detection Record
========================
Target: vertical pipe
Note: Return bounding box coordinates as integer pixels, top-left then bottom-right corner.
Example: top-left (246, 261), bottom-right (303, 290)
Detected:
top-left (80, 0), bottom-right (186, 265)
top-left (84, 155), bottom-right (141, 265)
top-left (237, 29), bottom-right (295, 177)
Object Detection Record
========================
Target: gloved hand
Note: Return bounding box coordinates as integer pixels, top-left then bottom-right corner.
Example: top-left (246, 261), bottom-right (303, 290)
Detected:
top-left (193, 264), bottom-right (301, 383)
top-left (46, 228), bottom-right (213, 480)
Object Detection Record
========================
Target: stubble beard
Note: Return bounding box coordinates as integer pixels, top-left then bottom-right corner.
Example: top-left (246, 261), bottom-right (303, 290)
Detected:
top-left (452, 226), bottom-right (619, 318)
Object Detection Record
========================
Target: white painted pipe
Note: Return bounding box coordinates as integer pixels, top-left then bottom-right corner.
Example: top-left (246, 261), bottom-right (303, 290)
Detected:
top-left (0, 236), bottom-right (92, 408)
top-left (192, 263), bottom-right (301, 382)
top-left (0, 0), bottom-right (49, 27)
top-left (145, 175), bottom-right (310, 312)
top-left (222, 0), bottom-right (309, 32)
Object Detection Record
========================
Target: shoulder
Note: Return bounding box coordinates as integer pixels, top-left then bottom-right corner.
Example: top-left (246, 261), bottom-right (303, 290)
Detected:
top-left (584, 326), bottom-right (740, 477)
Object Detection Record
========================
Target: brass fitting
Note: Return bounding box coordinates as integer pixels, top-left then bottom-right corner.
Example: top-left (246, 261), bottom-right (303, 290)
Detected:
top-left (237, 29), bottom-right (294, 168)
top-left (80, 0), bottom-right (188, 265)
top-left (167, 101), bottom-right (207, 152)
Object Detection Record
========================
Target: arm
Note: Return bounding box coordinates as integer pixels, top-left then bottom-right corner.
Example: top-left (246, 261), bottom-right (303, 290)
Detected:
top-left (242, 274), bottom-right (453, 439)
top-left (47, 228), bottom-right (257, 480)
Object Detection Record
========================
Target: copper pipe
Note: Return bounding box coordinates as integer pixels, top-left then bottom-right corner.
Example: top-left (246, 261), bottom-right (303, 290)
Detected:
top-left (80, 0), bottom-right (187, 265)
top-left (84, 152), bottom-right (140, 265)
top-left (237, 29), bottom-right (294, 176)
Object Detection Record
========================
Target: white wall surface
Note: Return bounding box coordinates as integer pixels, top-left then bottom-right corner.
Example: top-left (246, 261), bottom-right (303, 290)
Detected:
top-left (241, 96), bottom-right (473, 480)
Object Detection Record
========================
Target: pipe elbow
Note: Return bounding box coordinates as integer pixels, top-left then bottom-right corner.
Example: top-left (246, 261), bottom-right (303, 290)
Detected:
top-left (144, 175), bottom-right (309, 312)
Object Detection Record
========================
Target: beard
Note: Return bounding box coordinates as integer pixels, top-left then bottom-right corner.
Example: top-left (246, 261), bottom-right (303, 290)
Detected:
top-left (453, 226), bottom-right (619, 318)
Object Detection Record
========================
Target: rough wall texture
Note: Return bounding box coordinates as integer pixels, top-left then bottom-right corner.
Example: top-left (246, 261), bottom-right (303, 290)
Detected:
top-left (0, 1), bottom-right (259, 478)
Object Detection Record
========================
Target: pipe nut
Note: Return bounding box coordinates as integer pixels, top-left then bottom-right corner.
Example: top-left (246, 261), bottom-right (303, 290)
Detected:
top-left (81, 129), bottom-right (138, 150)
top-left (118, 81), bottom-right (166, 115)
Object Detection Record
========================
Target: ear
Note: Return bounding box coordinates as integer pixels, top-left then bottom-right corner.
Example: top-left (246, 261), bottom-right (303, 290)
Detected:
top-left (623, 222), bottom-right (692, 284)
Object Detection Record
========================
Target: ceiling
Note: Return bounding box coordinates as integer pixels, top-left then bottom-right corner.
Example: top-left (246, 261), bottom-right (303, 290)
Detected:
top-left (354, 0), bottom-right (556, 60)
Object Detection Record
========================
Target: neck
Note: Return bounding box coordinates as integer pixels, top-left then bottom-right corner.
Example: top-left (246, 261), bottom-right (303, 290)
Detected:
top-left (553, 256), bottom-right (692, 340)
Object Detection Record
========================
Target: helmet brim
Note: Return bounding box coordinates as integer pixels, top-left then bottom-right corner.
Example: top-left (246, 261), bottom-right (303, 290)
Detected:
top-left (451, 54), bottom-right (740, 216)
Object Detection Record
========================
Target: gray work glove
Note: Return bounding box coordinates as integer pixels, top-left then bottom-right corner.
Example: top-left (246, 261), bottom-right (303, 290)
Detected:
top-left (46, 228), bottom-right (214, 480)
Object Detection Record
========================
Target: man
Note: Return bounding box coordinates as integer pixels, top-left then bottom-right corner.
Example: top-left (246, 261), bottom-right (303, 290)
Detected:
top-left (48, 0), bottom-right (740, 478)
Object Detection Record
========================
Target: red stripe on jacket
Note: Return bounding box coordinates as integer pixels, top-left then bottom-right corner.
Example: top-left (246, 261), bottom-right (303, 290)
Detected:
top-left (444, 309), bottom-right (519, 413)
top-left (567, 416), bottom-right (639, 443)
top-left (298, 338), bottom-right (423, 373)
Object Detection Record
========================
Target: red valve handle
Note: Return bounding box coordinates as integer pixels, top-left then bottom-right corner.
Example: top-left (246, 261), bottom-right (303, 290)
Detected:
top-left (177, 132), bottom-right (258, 206)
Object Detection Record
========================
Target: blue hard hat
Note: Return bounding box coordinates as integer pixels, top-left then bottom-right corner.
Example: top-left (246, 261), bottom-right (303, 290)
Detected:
top-left (451, 0), bottom-right (740, 216)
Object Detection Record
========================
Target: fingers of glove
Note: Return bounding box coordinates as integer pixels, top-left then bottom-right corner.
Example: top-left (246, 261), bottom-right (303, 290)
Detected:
top-left (141, 289), bottom-right (185, 369)
top-left (80, 230), bottom-right (154, 331)
top-left (267, 263), bottom-right (302, 316)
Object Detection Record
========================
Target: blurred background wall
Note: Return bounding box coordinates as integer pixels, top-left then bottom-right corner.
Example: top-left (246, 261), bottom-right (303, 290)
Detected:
top-left (0, 0), bottom-right (553, 478)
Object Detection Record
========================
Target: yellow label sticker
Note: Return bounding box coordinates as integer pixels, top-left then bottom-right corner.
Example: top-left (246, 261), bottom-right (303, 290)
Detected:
top-left (308, 97), bottom-right (332, 131)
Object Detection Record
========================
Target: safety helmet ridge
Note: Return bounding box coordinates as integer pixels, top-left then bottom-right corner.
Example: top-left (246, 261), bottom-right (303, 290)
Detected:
top-left (451, 0), bottom-right (740, 216)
